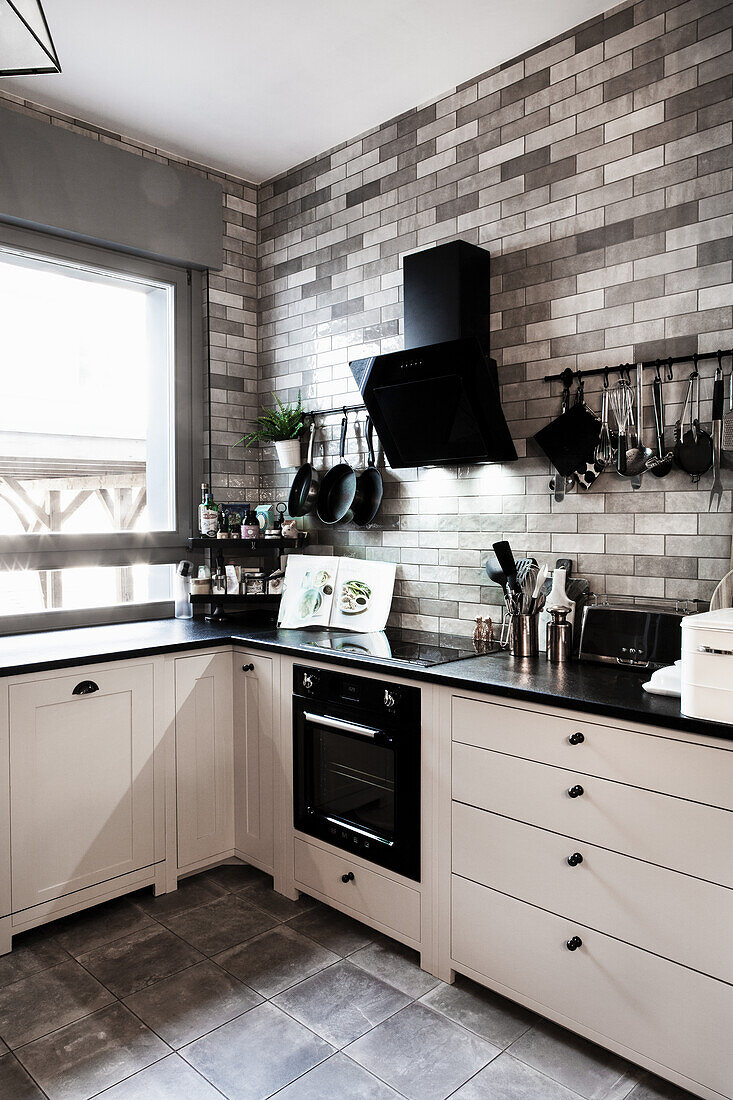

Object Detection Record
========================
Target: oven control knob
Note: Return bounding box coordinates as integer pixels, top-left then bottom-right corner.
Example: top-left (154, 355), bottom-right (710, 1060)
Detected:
top-left (302, 671), bottom-right (316, 691)
top-left (384, 689), bottom-right (397, 709)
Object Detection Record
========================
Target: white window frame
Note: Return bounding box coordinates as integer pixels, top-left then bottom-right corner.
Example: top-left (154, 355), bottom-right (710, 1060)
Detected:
top-left (0, 223), bottom-right (203, 633)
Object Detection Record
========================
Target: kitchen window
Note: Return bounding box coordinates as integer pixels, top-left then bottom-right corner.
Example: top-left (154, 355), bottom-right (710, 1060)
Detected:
top-left (0, 224), bottom-right (201, 632)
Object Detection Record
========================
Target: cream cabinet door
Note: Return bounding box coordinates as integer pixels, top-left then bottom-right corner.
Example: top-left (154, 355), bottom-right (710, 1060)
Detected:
top-left (234, 651), bottom-right (274, 871)
top-left (10, 664), bottom-right (156, 913)
top-left (175, 651), bottom-right (234, 869)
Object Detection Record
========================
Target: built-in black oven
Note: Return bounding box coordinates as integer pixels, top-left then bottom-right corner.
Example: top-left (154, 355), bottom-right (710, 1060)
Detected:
top-left (293, 664), bottom-right (420, 881)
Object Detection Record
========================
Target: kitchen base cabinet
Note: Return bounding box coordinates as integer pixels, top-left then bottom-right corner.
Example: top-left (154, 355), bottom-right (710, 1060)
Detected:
top-left (452, 875), bottom-right (733, 1100)
top-left (175, 651), bottom-right (235, 872)
top-left (234, 650), bottom-right (275, 874)
top-left (10, 663), bottom-right (158, 917)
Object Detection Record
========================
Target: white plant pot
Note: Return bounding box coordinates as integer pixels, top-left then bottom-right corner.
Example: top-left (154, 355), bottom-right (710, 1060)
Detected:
top-left (274, 438), bottom-right (302, 469)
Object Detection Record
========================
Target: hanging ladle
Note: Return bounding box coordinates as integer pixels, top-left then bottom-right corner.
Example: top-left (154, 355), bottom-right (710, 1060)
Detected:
top-left (646, 360), bottom-right (674, 478)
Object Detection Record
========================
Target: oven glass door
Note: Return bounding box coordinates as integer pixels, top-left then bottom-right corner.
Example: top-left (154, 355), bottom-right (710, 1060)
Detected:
top-left (308, 722), bottom-right (395, 842)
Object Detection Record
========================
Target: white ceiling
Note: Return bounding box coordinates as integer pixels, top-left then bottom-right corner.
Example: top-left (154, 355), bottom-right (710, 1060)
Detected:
top-left (1, 0), bottom-right (614, 183)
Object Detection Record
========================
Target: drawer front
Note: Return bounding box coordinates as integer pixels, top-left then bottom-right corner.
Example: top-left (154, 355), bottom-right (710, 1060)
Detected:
top-left (452, 875), bottom-right (733, 1099)
top-left (453, 742), bottom-right (733, 889)
top-left (452, 695), bottom-right (733, 811)
top-left (293, 838), bottom-right (420, 942)
top-left (453, 801), bottom-right (733, 984)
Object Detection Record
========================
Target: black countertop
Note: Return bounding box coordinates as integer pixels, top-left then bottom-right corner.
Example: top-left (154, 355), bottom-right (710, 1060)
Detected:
top-left (0, 617), bottom-right (729, 742)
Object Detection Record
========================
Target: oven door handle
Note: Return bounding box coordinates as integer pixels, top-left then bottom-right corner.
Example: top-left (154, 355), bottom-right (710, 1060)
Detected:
top-left (302, 711), bottom-right (380, 740)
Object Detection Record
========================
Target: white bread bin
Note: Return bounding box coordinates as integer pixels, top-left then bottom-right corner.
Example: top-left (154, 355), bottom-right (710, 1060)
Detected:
top-left (681, 608), bottom-right (733, 724)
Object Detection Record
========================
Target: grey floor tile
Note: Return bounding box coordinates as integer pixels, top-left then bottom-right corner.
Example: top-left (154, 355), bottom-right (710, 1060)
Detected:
top-left (625, 1074), bottom-right (697, 1099)
top-left (92, 1052), bottom-right (224, 1098)
top-left (201, 861), bottom-right (269, 894)
top-left (123, 959), bottom-right (262, 1048)
top-left (156, 892), bottom-right (277, 955)
top-left (345, 1001), bottom-right (498, 1100)
top-left (182, 1001), bottom-right (333, 1100)
top-left (16, 1002), bottom-right (168, 1100)
top-left (0, 1036), bottom-right (7, 1055)
top-left (508, 1019), bottom-right (637, 1100)
top-left (240, 878), bottom-right (317, 921)
top-left (135, 876), bottom-right (227, 920)
top-left (0, 927), bottom-right (70, 990)
top-left (214, 925), bottom-right (338, 998)
top-left (272, 1052), bottom-right (403, 1099)
top-left (0, 959), bottom-right (114, 1048)
top-left (50, 898), bottom-right (155, 958)
top-left (350, 938), bottom-right (439, 998)
top-left (273, 959), bottom-right (410, 1048)
top-left (420, 974), bottom-right (534, 1048)
top-left (0, 1052), bottom-right (46, 1098)
top-left (287, 905), bottom-right (376, 956)
top-left (452, 1050), bottom-right (584, 1099)
top-left (78, 925), bottom-right (204, 999)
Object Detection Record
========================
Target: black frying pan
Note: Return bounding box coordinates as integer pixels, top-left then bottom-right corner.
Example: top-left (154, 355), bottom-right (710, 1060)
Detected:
top-left (352, 417), bottom-right (384, 526)
top-left (316, 412), bottom-right (357, 525)
top-left (288, 420), bottom-right (319, 517)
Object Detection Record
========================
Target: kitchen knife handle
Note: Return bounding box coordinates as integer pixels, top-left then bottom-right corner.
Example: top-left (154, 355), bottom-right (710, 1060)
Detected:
top-left (713, 368), bottom-right (724, 422)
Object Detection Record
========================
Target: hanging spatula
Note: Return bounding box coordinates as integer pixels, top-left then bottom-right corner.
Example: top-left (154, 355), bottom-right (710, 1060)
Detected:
top-left (722, 357), bottom-right (733, 452)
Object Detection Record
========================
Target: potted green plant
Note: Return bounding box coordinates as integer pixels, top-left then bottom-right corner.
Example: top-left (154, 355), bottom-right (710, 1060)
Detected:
top-left (236, 391), bottom-right (304, 469)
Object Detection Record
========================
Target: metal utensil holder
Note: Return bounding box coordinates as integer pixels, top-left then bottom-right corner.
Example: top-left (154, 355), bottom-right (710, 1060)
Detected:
top-left (510, 613), bottom-right (539, 658)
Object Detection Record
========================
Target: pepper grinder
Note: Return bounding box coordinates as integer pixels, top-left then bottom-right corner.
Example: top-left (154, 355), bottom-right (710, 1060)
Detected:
top-left (546, 607), bottom-right (572, 663)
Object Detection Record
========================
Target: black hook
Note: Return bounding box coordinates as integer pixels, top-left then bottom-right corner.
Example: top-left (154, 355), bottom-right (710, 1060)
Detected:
top-left (654, 359), bottom-right (661, 382)
top-left (666, 358), bottom-right (674, 381)
top-left (603, 366), bottom-right (609, 388)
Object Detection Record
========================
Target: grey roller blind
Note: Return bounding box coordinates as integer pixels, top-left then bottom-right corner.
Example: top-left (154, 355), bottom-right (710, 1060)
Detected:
top-left (0, 107), bottom-right (222, 270)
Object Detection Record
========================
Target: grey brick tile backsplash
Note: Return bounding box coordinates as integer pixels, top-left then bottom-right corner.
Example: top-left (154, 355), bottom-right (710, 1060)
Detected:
top-left (4, 0), bottom-right (731, 633)
top-left (255, 0), bottom-right (733, 632)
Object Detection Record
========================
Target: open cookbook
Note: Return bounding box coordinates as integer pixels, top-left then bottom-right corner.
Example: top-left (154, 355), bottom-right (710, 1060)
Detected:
top-left (277, 556), bottom-right (396, 633)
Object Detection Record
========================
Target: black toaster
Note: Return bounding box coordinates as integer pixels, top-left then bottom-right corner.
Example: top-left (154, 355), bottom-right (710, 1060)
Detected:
top-left (578, 596), bottom-right (704, 670)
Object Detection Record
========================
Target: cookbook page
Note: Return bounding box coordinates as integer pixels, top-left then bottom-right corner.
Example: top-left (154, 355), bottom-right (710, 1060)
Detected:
top-left (277, 555), bottom-right (338, 629)
top-left (330, 559), bottom-right (396, 633)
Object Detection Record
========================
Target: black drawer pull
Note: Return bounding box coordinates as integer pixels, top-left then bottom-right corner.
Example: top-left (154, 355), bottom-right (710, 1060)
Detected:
top-left (567, 853), bottom-right (583, 867)
top-left (567, 785), bottom-right (584, 799)
top-left (568, 732), bottom-right (585, 745)
top-left (341, 872), bottom-right (355, 883)
top-left (72, 680), bottom-right (99, 696)
top-left (241, 664), bottom-right (255, 672)
top-left (566, 936), bottom-right (582, 951)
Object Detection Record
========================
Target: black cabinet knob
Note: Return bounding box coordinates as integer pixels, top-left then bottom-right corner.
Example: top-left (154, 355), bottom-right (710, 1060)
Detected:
top-left (341, 872), bottom-right (355, 884)
top-left (568, 732), bottom-right (585, 745)
top-left (566, 936), bottom-right (582, 951)
top-left (567, 852), bottom-right (583, 867)
top-left (567, 785), bottom-right (584, 798)
top-left (241, 664), bottom-right (254, 672)
top-left (72, 680), bottom-right (99, 696)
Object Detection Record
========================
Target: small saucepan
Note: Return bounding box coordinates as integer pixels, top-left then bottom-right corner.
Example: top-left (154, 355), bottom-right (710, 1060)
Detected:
top-left (352, 417), bottom-right (384, 526)
top-left (288, 419), bottom-right (320, 518)
top-left (316, 411), bottom-right (357, 525)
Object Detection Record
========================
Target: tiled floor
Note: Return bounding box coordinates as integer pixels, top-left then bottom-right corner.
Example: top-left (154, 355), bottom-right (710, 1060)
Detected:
top-left (0, 864), bottom-right (697, 1099)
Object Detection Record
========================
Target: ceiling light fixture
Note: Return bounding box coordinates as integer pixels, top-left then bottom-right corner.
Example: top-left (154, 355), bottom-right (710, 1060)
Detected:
top-left (0, 0), bottom-right (61, 76)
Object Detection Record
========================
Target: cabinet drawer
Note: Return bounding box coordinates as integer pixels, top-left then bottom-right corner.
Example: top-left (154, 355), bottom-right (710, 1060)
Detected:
top-left (453, 742), bottom-right (733, 889)
top-left (452, 875), bottom-right (733, 1100)
top-left (452, 695), bottom-right (733, 810)
top-left (453, 801), bottom-right (733, 984)
top-left (293, 838), bottom-right (420, 942)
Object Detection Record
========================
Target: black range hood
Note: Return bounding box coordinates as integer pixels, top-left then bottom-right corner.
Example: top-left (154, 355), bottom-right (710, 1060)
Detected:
top-left (349, 240), bottom-right (517, 468)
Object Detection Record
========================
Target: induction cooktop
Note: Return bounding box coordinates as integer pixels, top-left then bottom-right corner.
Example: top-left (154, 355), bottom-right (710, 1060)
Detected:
top-left (298, 626), bottom-right (506, 667)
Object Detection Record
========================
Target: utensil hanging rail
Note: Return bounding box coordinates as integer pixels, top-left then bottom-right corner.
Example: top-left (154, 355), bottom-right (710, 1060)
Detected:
top-left (543, 348), bottom-right (733, 386)
top-left (303, 402), bottom-right (366, 419)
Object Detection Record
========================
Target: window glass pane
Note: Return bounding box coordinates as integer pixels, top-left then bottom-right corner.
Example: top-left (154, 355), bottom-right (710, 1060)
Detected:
top-left (0, 244), bottom-right (176, 535)
top-left (0, 563), bottom-right (172, 617)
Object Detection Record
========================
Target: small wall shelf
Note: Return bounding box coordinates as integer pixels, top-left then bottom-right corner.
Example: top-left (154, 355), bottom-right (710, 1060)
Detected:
top-left (187, 535), bottom-right (305, 552)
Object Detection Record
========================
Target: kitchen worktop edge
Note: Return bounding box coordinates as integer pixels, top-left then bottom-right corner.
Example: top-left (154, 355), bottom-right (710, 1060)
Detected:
top-left (0, 617), bottom-right (728, 742)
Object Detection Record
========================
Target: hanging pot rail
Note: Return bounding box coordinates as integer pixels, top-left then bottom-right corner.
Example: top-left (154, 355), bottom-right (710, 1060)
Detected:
top-left (303, 402), bottom-right (366, 420)
top-left (543, 348), bottom-right (733, 387)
